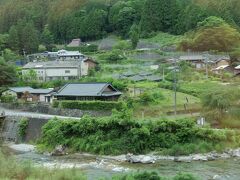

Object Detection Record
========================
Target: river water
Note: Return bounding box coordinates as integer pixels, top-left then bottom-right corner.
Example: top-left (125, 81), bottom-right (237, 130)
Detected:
top-left (9, 149), bottom-right (240, 180)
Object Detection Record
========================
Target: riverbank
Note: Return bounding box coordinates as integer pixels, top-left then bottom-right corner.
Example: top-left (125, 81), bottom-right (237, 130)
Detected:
top-left (37, 114), bottom-right (240, 156)
top-left (6, 143), bottom-right (240, 164)
top-left (4, 143), bottom-right (240, 180)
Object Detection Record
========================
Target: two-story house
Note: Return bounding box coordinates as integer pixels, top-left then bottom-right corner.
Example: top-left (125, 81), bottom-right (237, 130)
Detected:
top-left (22, 58), bottom-right (98, 82)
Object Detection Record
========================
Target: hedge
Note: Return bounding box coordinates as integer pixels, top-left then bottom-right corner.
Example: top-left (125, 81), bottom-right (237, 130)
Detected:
top-left (65, 44), bottom-right (98, 52)
top-left (54, 100), bottom-right (125, 111)
top-left (0, 95), bottom-right (16, 103)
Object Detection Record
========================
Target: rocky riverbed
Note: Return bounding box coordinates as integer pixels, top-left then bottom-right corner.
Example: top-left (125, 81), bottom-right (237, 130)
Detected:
top-left (4, 143), bottom-right (240, 180)
top-left (6, 143), bottom-right (240, 164)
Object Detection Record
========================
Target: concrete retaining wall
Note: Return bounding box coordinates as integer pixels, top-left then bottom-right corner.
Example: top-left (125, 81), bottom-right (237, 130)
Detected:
top-left (0, 103), bottom-right (111, 118)
top-left (2, 116), bottom-right (50, 143)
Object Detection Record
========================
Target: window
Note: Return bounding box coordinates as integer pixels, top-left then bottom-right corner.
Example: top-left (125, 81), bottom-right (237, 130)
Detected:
top-left (65, 70), bottom-right (70, 74)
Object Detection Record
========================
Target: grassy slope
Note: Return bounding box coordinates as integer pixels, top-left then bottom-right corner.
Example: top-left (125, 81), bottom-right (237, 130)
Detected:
top-left (131, 82), bottom-right (200, 118)
top-left (142, 32), bottom-right (183, 47)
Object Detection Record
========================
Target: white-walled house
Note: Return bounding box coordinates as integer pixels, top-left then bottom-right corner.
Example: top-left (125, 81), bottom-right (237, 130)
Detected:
top-left (22, 61), bottom-right (83, 81)
top-left (27, 50), bottom-right (86, 62)
top-left (22, 59), bottom-right (98, 82)
top-left (57, 49), bottom-right (85, 61)
top-left (2, 87), bottom-right (54, 103)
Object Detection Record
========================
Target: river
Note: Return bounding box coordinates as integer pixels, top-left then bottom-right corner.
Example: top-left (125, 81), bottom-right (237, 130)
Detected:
top-left (7, 147), bottom-right (240, 180)
top-left (1, 105), bottom-right (240, 180)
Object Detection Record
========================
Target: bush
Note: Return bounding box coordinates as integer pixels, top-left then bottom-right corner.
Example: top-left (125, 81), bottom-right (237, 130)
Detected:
top-left (138, 91), bottom-right (164, 105)
top-left (114, 172), bottom-right (198, 180)
top-left (0, 95), bottom-right (15, 103)
top-left (52, 100), bottom-right (59, 108)
top-left (18, 118), bottom-right (29, 140)
top-left (38, 112), bottom-right (240, 155)
top-left (139, 92), bottom-right (155, 105)
top-left (57, 100), bottom-right (125, 111)
top-left (104, 50), bottom-right (126, 62)
top-left (173, 173), bottom-right (199, 180)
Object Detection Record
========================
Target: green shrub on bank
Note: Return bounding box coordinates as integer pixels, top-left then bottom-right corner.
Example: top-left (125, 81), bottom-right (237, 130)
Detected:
top-left (18, 118), bottom-right (29, 141)
top-left (54, 100), bottom-right (125, 111)
top-left (113, 172), bottom-right (199, 180)
top-left (38, 110), bottom-right (240, 155)
top-left (0, 95), bottom-right (15, 103)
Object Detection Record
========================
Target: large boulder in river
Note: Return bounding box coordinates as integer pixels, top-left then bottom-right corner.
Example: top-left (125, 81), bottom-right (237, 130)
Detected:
top-left (192, 154), bottom-right (208, 161)
top-left (174, 156), bottom-right (192, 163)
top-left (51, 145), bottom-right (66, 156)
top-left (228, 148), bottom-right (240, 157)
top-left (126, 154), bottom-right (156, 164)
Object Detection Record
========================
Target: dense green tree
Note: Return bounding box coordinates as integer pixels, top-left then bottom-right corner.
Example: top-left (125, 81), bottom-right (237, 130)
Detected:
top-left (8, 26), bottom-right (19, 52)
top-left (41, 26), bottom-right (54, 51)
top-left (1, 0), bottom-right (240, 48)
top-left (201, 87), bottom-right (240, 122)
top-left (116, 7), bottom-right (137, 37)
top-left (2, 49), bottom-right (20, 62)
top-left (0, 58), bottom-right (17, 86)
top-left (179, 17), bottom-right (240, 52)
top-left (22, 22), bottom-right (39, 54)
top-left (174, 2), bottom-right (209, 34)
top-left (129, 24), bottom-right (140, 49)
top-left (140, 0), bottom-right (179, 36)
top-left (82, 9), bottom-right (107, 40)
top-left (0, 33), bottom-right (8, 51)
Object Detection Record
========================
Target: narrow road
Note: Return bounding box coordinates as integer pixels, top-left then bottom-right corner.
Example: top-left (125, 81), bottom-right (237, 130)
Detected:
top-left (0, 106), bottom-right (81, 120)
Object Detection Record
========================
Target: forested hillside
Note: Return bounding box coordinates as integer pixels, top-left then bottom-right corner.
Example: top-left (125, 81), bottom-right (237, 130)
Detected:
top-left (0, 0), bottom-right (240, 54)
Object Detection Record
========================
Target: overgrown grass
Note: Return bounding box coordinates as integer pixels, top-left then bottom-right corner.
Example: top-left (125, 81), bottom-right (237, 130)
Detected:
top-left (128, 84), bottom-right (201, 117)
top-left (0, 151), bottom-right (200, 180)
top-left (112, 171), bottom-right (199, 180)
top-left (143, 32), bottom-right (183, 47)
top-left (159, 81), bottom-right (223, 97)
top-left (37, 111), bottom-right (240, 156)
top-left (0, 151), bottom-right (87, 180)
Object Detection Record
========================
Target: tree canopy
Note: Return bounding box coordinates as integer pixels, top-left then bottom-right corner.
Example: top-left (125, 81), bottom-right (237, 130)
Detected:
top-left (0, 0), bottom-right (240, 53)
top-left (0, 59), bottom-right (17, 86)
top-left (179, 16), bottom-right (240, 52)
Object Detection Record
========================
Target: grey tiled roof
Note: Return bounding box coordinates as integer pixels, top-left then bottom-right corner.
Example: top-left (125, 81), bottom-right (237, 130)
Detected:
top-left (179, 55), bottom-right (205, 61)
top-left (9, 87), bottom-right (33, 93)
top-left (122, 71), bottom-right (137, 77)
top-left (8, 87), bottom-right (53, 94)
top-left (29, 89), bottom-right (54, 94)
top-left (146, 75), bottom-right (162, 81)
top-left (23, 61), bottom-right (81, 69)
top-left (129, 75), bottom-right (146, 82)
top-left (139, 72), bottom-right (153, 76)
top-left (55, 83), bottom-right (122, 97)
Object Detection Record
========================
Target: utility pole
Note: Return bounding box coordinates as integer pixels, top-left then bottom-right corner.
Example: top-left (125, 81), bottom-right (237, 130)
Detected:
top-left (162, 66), bottom-right (165, 81)
top-left (205, 54), bottom-right (209, 79)
top-left (173, 57), bottom-right (177, 116)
